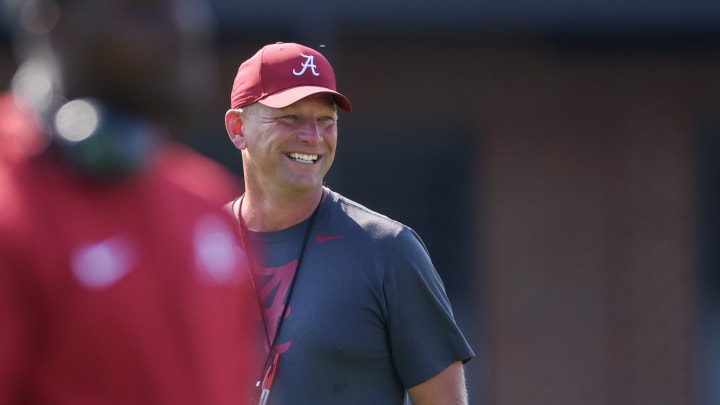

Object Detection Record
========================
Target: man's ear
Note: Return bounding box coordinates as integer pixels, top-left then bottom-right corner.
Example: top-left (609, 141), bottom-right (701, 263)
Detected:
top-left (225, 109), bottom-right (245, 150)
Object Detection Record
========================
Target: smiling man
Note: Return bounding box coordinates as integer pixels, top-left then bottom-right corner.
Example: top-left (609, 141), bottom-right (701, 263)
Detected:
top-left (224, 42), bottom-right (475, 405)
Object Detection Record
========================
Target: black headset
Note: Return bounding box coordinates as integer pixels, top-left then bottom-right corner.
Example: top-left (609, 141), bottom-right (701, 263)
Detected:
top-left (46, 98), bottom-right (161, 180)
top-left (4, 1), bottom-right (162, 180)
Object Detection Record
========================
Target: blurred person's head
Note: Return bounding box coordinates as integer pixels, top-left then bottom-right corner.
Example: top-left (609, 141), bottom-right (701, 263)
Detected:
top-left (1, 0), bottom-right (220, 176)
top-left (4, 0), bottom-right (218, 129)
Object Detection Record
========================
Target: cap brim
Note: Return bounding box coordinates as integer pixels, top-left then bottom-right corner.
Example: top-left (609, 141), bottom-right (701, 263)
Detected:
top-left (259, 86), bottom-right (352, 112)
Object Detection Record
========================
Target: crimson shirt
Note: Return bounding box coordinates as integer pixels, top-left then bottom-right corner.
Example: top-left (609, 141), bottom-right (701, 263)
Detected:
top-left (0, 94), bottom-right (259, 404)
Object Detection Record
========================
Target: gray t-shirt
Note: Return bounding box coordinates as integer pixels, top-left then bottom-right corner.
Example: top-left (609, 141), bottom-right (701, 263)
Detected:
top-left (241, 188), bottom-right (474, 405)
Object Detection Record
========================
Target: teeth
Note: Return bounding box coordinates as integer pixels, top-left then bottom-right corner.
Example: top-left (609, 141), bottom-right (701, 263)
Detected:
top-left (288, 153), bottom-right (318, 164)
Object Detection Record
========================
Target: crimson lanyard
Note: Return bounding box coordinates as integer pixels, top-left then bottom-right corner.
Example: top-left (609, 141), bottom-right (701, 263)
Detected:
top-left (238, 193), bottom-right (323, 405)
top-left (258, 352), bottom-right (279, 405)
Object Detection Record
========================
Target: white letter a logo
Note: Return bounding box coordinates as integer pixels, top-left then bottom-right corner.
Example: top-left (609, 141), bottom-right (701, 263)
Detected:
top-left (292, 54), bottom-right (320, 76)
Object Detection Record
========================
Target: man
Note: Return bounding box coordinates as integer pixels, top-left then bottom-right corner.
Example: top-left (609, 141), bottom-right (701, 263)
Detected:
top-left (224, 42), bottom-right (475, 404)
top-left (0, 0), bottom-right (258, 403)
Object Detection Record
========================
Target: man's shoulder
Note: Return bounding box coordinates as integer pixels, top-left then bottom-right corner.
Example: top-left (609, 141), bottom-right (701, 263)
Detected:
top-left (326, 189), bottom-right (407, 238)
top-left (156, 142), bottom-right (243, 206)
top-left (0, 92), bottom-right (49, 166)
top-left (323, 189), bottom-right (432, 266)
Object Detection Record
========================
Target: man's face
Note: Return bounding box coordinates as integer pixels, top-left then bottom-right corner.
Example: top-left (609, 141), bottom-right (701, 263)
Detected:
top-left (240, 94), bottom-right (339, 196)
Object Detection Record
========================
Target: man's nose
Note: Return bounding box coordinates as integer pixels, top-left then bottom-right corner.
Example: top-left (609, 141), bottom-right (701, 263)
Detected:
top-left (297, 120), bottom-right (321, 142)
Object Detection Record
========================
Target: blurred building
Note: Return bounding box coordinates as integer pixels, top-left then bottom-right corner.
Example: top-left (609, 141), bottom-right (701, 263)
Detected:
top-left (3, 1), bottom-right (720, 404)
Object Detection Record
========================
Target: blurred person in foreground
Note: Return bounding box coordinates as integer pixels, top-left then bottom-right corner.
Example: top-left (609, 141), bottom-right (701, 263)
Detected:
top-left (0, 0), bottom-right (259, 403)
top-left (224, 41), bottom-right (475, 404)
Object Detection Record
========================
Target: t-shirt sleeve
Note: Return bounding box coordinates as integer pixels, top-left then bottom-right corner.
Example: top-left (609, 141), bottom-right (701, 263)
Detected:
top-left (383, 227), bottom-right (475, 388)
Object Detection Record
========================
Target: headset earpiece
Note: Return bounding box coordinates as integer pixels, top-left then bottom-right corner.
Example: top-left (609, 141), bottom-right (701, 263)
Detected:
top-left (49, 98), bottom-right (160, 180)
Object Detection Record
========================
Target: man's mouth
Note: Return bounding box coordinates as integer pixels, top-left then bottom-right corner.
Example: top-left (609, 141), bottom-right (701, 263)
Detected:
top-left (287, 152), bottom-right (318, 164)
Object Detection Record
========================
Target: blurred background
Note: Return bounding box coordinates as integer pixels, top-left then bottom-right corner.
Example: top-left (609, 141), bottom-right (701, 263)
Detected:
top-left (2, 1), bottom-right (720, 404)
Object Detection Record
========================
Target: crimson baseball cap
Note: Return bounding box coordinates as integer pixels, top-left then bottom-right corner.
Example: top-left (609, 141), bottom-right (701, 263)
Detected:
top-left (230, 42), bottom-right (352, 112)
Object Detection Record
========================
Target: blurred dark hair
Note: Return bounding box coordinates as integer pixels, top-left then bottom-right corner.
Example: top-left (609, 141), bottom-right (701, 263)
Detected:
top-left (2, 0), bottom-right (64, 37)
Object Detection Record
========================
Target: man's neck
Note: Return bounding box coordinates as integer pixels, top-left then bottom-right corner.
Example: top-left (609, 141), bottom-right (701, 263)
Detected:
top-left (239, 187), bottom-right (325, 232)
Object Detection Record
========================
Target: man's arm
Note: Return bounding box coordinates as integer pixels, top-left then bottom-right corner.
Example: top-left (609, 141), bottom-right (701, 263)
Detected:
top-left (407, 361), bottom-right (469, 405)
